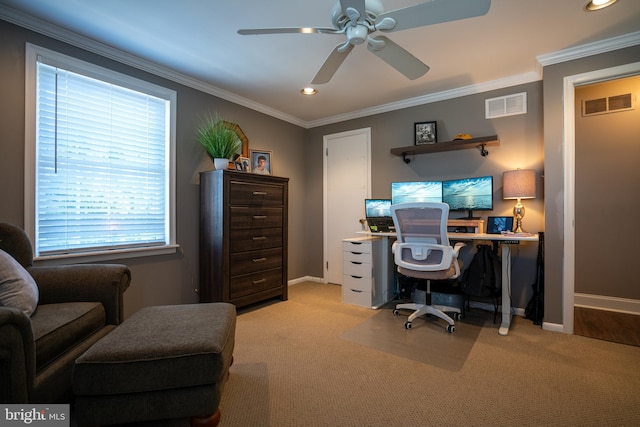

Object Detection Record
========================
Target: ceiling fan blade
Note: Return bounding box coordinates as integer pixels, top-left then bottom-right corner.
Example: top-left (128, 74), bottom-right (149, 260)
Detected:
top-left (375, 0), bottom-right (491, 33)
top-left (340, 0), bottom-right (366, 21)
top-left (238, 27), bottom-right (338, 35)
top-left (311, 44), bottom-right (355, 84)
top-left (367, 36), bottom-right (429, 80)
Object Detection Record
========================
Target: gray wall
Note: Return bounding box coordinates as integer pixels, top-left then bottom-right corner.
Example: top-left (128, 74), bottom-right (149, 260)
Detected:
top-left (306, 83), bottom-right (545, 309)
top-left (543, 44), bottom-right (640, 325)
top-left (0, 20), bottom-right (307, 318)
top-left (3, 17), bottom-right (640, 326)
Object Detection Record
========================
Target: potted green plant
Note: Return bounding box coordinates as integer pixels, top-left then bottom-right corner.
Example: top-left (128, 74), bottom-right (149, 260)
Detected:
top-left (195, 112), bottom-right (241, 170)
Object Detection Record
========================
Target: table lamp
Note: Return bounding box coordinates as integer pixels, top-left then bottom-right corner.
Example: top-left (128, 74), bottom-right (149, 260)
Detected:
top-left (503, 169), bottom-right (536, 233)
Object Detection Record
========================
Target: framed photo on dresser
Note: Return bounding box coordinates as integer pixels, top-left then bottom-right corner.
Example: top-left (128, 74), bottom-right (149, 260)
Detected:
top-left (250, 149), bottom-right (272, 175)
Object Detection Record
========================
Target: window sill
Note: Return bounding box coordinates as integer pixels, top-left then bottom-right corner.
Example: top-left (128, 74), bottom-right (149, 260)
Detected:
top-left (34, 244), bottom-right (180, 265)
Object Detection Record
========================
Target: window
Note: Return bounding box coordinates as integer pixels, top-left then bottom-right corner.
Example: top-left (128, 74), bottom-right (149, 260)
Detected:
top-left (25, 44), bottom-right (177, 260)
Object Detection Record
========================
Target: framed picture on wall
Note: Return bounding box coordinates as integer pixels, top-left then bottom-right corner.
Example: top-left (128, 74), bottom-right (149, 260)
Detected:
top-left (250, 149), bottom-right (272, 175)
top-left (415, 121), bottom-right (437, 145)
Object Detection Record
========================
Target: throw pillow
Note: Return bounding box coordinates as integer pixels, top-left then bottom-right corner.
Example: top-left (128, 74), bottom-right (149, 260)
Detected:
top-left (0, 249), bottom-right (39, 316)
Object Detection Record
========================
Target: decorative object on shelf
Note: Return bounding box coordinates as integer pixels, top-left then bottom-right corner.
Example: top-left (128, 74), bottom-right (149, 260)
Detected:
top-left (503, 169), bottom-right (536, 233)
top-left (195, 112), bottom-right (246, 170)
top-left (250, 149), bottom-right (272, 175)
top-left (415, 121), bottom-right (437, 145)
top-left (235, 156), bottom-right (251, 172)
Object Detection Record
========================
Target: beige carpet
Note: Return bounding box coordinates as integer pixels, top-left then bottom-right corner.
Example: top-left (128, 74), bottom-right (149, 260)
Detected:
top-left (341, 306), bottom-right (486, 371)
top-left (76, 282), bottom-right (640, 426)
top-left (214, 282), bottom-right (640, 427)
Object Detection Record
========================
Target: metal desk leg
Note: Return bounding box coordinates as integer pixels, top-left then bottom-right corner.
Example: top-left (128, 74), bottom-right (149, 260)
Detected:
top-left (499, 243), bottom-right (512, 336)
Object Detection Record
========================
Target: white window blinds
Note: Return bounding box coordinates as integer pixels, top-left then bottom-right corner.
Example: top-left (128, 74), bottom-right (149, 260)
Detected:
top-left (34, 55), bottom-right (172, 256)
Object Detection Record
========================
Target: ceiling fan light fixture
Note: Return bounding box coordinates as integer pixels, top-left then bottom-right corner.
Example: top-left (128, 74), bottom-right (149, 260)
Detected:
top-left (301, 87), bottom-right (317, 95)
top-left (585, 0), bottom-right (618, 11)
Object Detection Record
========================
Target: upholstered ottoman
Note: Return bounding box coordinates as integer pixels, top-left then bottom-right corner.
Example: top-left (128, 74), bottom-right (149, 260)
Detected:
top-left (72, 303), bottom-right (236, 427)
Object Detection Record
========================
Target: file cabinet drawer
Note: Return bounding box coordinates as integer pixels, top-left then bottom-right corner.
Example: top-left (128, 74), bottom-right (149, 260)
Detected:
top-left (342, 273), bottom-right (372, 293)
top-left (343, 260), bottom-right (372, 278)
top-left (343, 250), bottom-right (372, 264)
top-left (342, 239), bottom-right (372, 254)
top-left (342, 286), bottom-right (372, 308)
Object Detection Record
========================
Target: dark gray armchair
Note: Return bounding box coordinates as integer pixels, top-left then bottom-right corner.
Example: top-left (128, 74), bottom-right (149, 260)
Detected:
top-left (0, 223), bottom-right (131, 403)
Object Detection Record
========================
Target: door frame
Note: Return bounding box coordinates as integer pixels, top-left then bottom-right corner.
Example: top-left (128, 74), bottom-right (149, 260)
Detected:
top-left (562, 61), bottom-right (640, 334)
top-left (322, 128), bottom-right (371, 283)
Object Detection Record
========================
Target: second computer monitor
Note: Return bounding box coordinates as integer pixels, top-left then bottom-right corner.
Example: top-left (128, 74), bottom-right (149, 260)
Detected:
top-left (391, 181), bottom-right (442, 205)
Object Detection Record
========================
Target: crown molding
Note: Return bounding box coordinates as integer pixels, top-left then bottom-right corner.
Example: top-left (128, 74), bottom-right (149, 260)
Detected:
top-left (3, 5), bottom-right (639, 130)
top-left (306, 72), bottom-right (541, 128)
top-left (0, 5), bottom-right (307, 128)
top-left (537, 31), bottom-right (640, 66)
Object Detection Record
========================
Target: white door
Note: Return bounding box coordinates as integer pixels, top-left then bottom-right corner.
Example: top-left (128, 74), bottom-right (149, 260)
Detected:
top-left (324, 128), bottom-right (371, 284)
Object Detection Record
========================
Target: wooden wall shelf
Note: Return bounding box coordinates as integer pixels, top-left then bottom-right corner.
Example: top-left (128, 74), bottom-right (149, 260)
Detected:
top-left (390, 135), bottom-right (499, 163)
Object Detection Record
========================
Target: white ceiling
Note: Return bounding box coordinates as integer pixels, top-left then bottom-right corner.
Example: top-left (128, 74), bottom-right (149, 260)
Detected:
top-left (1, 0), bottom-right (639, 127)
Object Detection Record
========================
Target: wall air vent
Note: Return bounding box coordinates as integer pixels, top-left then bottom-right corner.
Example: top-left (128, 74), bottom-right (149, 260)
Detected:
top-left (485, 92), bottom-right (527, 119)
top-left (582, 93), bottom-right (633, 117)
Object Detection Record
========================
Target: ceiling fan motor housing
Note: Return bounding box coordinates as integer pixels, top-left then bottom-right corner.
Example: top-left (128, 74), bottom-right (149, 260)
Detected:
top-left (346, 25), bottom-right (368, 45)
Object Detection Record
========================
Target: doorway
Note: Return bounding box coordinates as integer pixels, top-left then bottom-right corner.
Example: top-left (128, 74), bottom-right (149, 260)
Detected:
top-left (323, 128), bottom-right (371, 285)
top-left (563, 62), bottom-right (640, 335)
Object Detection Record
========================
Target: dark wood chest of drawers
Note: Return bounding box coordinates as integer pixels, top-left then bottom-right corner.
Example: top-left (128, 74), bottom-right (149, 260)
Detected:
top-left (199, 170), bottom-right (289, 307)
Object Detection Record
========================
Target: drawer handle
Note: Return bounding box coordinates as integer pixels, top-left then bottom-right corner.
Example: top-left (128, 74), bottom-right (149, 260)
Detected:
top-left (252, 191), bottom-right (268, 196)
top-left (350, 242), bottom-right (363, 245)
top-left (253, 257), bottom-right (267, 263)
top-left (252, 278), bottom-right (267, 285)
top-left (350, 261), bottom-right (362, 265)
top-left (252, 236), bottom-right (267, 241)
top-left (350, 252), bottom-right (362, 255)
top-left (350, 275), bottom-right (363, 279)
top-left (350, 289), bottom-right (363, 293)
top-left (253, 215), bottom-right (267, 220)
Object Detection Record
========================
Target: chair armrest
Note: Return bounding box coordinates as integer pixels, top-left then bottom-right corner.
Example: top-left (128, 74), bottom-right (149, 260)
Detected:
top-left (28, 264), bottom-right (131, 325)
top-left (0, 307), bottom-right (35, 403)
top-left (453, 242), bottom-right (465, 257)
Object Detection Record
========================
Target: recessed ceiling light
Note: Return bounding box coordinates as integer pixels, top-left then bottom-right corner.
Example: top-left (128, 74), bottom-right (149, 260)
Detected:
top-left (301, 87), bottom-right (317, 95)
top-left (585, 0), bottom-right (618, 11)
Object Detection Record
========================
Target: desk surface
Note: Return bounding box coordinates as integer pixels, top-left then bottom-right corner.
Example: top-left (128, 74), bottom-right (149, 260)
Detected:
top-left (360, 231), bottom-right (538, 242)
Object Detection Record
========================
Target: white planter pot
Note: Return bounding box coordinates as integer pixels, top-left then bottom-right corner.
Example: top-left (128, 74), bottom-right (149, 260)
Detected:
top-left (213, 158), bottom-right (229, 170)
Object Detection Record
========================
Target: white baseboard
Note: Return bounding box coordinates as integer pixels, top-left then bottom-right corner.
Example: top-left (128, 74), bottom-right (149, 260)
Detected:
top-left (543, 322), bottom-right (564, 333)
top-left (574, 293), bottom-right (640, 315)
top-left (288, 276), bottom-right (324, 285)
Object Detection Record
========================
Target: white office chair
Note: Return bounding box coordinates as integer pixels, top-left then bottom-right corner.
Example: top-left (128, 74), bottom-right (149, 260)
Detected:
top-left (391, 203), bottom-right (465, 333)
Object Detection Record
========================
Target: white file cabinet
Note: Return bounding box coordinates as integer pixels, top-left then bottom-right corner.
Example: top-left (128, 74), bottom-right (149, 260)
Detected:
top-left (342, 236), bottom-right (391, 309)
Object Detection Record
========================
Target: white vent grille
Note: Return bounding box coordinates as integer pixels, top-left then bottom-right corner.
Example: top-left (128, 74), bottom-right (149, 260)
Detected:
top-left (485, 92), bottom-right (527, 119)
top-left (583, 93), bottom-right (633, 116)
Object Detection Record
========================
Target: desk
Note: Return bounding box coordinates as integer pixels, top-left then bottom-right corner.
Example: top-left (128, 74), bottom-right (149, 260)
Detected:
top-left (358, 231), bottom-right (538, 336)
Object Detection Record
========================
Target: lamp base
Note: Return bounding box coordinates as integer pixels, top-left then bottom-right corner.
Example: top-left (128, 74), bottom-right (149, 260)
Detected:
top-left (513, 202), bottom-right (525, 233)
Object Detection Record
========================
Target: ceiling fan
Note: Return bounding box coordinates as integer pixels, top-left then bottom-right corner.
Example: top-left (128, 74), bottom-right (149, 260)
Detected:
top-left (238, 0), bottom-right (491, 84)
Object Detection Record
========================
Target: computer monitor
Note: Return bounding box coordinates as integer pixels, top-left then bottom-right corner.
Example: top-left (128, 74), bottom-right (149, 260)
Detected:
top-left (391, 181), bottom-right (442, 205)
top-left (442, 175), bottom-right (493, 219)
top-left (364, 199), bottom-right (392, 218)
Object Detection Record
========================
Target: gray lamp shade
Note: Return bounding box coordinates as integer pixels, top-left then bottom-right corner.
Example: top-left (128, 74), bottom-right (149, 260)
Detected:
top-left (503, 169), bottom-right (536, 199)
